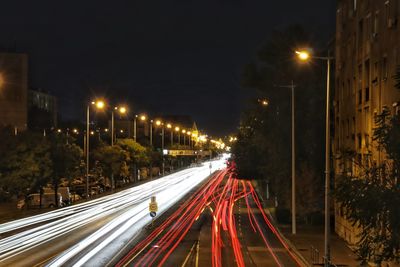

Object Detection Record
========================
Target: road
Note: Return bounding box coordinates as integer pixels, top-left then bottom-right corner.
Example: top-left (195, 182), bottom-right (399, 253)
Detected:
top-left (0, 156), bottom-right (228, 267)
top-left (115, 164), bottom-right (305, 267)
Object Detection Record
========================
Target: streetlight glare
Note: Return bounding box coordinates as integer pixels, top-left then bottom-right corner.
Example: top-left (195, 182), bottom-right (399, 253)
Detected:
top-left (167, 123), bottom-right (172, 128)
top-left (187, 131), bottom-right (191, 135)
top-left (118, 106), bottom-right (127, 114)
top-left (140, 115), bottom-right (147, 121)
top-left (92, 100), bottom-right (105, 109)
top-left (295, 50), bottom-right (310, 61)
top-left (175, 126), bottom-right (180, 132)
top-left (155, 120), bottom-right (162, 126)
top-left (182, 129), bottom-right (186, 133)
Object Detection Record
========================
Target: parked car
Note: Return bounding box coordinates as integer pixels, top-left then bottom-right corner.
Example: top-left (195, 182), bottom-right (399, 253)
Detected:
top-left (18, 193), bottom-right (62, 209)
top-left (71, 184), bottom-right (86, 197)
top-left (43, 187), bottom-right (71, 206)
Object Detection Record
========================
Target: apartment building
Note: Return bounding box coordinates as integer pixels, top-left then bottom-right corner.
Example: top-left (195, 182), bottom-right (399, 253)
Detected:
top-left (334, 0), bottom-right (400, 244)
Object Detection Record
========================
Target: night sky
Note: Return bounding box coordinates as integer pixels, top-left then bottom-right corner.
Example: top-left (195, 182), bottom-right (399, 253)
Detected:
top-left (0, 1), bottom-right (335, 136)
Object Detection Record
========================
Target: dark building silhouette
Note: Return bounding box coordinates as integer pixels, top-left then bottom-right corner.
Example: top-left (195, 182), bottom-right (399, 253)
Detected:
top-left (0, 53), bottom-right (28, 131)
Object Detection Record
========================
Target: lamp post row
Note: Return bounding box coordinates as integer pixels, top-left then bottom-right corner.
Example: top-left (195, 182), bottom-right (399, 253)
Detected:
top-left (85, 101), bottom-right (198, 200)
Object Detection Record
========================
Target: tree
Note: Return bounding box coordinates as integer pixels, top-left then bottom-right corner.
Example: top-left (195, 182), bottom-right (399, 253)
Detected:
top-left (233, 25), bottom-right (325, 214)
top-left (116, 139), bottom-right (150, 181)
top-left (0, 130), bottom-right (52, 204)
top-left (335, 107), bottom-right (400, 265)
top-left (49, 133), bottom-right (83, 206)
top-left (93, 144), bottom-right (130, 187)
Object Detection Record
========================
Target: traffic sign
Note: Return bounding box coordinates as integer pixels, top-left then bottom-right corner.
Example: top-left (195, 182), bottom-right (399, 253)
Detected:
top-left (149, 202), bottom-right (158, 212)
top-left (150, 211), bottom-right (156, 217)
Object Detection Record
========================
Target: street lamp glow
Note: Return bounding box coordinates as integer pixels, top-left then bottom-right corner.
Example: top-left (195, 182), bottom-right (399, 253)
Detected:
top-left (182, 129), bottom-right (186, 134)
top-left (155, 120), bottom-right (162, 126)
top-left (57, 129), bottom-right (62, 133)
top-left (166, 123), bottom-right (172, 129)
top-left (295, 50), bottom-right (310, 61)
top-left (73, 129), bottom-right (78, 134)
top-left (92, 100), bottom-right (105, 109)
top-left (90, 131), bottom-right (95, 135)
top-left (175, 126), bottom-right (180, 132)
top-left (140, 115), bottom-right (147, 121)
top-left (118, 106), bottom-right (127, 114)
top-left (187, 131), bottom-right (191, 135)
top-left (104, 128), bottom-right (109, 132)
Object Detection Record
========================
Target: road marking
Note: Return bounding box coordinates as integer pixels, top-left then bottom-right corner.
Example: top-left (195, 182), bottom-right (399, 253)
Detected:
top-left (195, 239), bottom-right (200, 267)
top-left (181, 241), bottom-right (197, 267)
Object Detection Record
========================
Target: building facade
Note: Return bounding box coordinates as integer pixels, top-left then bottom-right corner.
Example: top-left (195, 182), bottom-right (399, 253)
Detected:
top-left (28, 88), bottom-right (58, 129)
top-left (334, 0), bottom-right (400, 244)
top-left (0, 53), bottom-right (28, 131)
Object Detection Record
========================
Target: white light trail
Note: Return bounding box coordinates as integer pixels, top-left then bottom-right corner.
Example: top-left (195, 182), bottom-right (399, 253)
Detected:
top-left (0, 155), bottom-right (229, 266)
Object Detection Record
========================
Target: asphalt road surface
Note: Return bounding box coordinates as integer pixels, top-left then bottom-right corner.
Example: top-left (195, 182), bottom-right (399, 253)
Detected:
top-left (0, 156), bottom-right (228, 267)
top-left (115, 164), bottom-right (304, 267)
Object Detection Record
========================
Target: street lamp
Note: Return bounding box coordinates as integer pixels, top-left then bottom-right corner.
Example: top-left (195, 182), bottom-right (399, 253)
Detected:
top-left (175, 126), bottom-right (180, 145)
top-left (155, 120), bottom-right (165, 175)
top-left (296, 49), bottom-right (333, 267)
top-left (150, 120), bottom-right (153, 146)
top-left (111, 105), bottom-right (127, 146)
top-left (182, 129), bottom-right (186, 145)
top-left (155, 120), bottom-right (164, 149)
top-left (187, 131), bottom-right (191, 147)
top-left (167, 123), bottom-right (173, 146)
top-left (274, 81), bottom-right (297, 235)
top-left (133, 114), bottom-right (147, 142)
top-left (86, 100), bottom-right (105, 199)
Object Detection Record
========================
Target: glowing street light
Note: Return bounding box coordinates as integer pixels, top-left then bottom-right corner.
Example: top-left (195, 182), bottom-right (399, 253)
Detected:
top-left (166, 123), bottom-right (173, 146)
top-left (140, 115), bottom-right (147, 121)
top-left (92, 100), bottom-right (105, 109)
top-left (261, 99), bottom-right (269, 106)
top-left (295, 50), bottom-right (310, 61)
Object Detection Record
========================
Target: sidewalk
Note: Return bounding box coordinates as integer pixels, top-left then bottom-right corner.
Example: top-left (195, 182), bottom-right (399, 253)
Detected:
top-left (280, 224), bottom-right (360, 267)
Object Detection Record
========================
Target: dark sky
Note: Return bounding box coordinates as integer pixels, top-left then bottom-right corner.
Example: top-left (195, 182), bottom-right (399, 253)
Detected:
top-left (0, 0), bottom-right (335, 136)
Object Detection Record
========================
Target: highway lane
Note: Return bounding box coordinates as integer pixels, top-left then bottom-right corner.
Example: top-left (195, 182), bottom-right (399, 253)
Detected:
top-left (0, 156), bottom-right (228, 267)
top-left (116, 164), bottom-right (305, 267)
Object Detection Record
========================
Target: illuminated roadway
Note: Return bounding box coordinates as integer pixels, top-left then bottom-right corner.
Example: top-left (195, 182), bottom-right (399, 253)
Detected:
top-left (115, 163), bottom-right (306, 267)
top-left (0, 156), bottom-right (228, 267)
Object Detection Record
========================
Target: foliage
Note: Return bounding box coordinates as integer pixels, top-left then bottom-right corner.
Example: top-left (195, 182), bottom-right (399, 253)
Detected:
top-left (335, 107), bottom-right (400, 264)
top-left (93, 144), bottom-right (129, 180)
top-left (232, 25), bottom-right (325, 212)
top-left (0, 129), bottom-right (52, 197)
top-left (116, 139), bottom-right (150, 167)
top-left (49, 133), bottom-right (83, 206)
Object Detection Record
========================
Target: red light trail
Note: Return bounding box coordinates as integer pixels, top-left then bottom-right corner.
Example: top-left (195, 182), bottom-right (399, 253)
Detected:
top-left (116, 163), bottom-right (303, 267)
